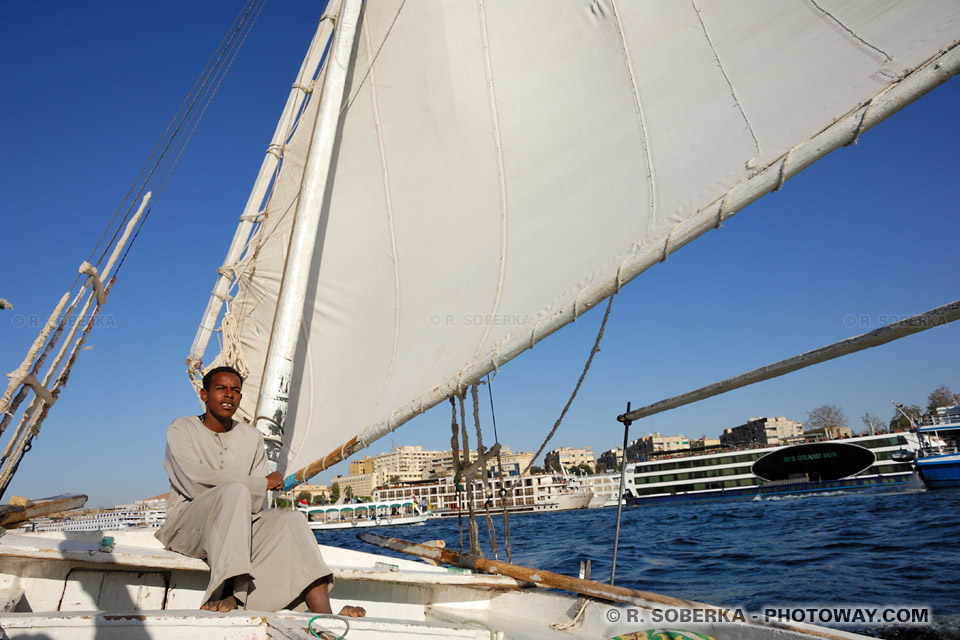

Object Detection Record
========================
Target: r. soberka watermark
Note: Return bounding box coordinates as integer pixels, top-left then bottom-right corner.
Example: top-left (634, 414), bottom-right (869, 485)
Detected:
top-left (428, 313), bottom-right (534, 328)
top-left (842, 313), bottom-right (947, 330)
top-left (9, 313), bottom-right (118, 330)
top-left (603, 605), bottom-right (930, 627)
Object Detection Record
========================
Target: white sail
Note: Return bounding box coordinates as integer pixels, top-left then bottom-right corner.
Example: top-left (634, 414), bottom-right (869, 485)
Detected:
top-left (206, 0), bottom-right (960, 474)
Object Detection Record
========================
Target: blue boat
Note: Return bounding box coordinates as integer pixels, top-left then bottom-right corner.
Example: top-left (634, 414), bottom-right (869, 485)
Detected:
top-left (915, 405), bottom-right (960, 489)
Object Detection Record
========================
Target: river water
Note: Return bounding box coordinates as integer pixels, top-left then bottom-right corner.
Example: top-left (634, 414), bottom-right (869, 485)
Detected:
top-left (315, 483), bottom-right (960, 639)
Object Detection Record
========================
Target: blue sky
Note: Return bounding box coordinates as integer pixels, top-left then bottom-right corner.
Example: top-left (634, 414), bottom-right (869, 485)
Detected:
top-left (1, 2), bottom-right (957, 508)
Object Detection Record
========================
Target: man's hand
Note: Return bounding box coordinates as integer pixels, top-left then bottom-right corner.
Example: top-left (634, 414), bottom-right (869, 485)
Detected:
top-left (266, 471), bottom-right (283, 491)
top-left (338, 605), bottom-right (366, 617)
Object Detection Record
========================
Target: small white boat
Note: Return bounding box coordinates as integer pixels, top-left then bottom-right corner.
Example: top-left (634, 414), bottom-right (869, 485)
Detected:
top-left (299, 500), bottom-right (430, 530)
top-left (376, 474), bottom-right (592, 518)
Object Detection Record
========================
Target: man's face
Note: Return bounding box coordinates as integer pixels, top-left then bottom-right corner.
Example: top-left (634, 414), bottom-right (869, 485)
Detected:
top-left (201, 371), bottom-right (242, 421)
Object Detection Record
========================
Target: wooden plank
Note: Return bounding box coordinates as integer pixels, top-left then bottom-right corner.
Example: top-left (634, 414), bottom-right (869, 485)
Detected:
top-left (0, 494), bottom-right (87, 527)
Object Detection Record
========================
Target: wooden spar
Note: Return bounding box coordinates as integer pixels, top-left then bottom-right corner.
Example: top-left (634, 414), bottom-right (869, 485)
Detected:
top-left (0, 494), bottom-right (87, 528)
top-left (282, 431), bottom-right (503, 492)
top-left (620, 299), bottom-right (960, 423)
top-left (359, 532), bottom-right (855, 640)
top-left (283, 435), bottom-right (363, 491)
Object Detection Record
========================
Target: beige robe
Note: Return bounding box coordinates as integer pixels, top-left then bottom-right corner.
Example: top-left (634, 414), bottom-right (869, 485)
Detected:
top-left (156, 416), bottom-right (332, 610)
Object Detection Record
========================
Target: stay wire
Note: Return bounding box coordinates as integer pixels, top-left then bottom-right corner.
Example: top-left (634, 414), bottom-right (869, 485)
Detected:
top-left (116, 0), bottom-right (267, 274)
top-left (90, 0), bottom-right (262, 276)
top-left (115, 0), bottom-right (267, 275)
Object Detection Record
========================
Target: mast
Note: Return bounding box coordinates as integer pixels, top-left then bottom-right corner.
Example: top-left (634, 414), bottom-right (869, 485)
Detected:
top-left (254, 0), bottom-right (363, 466)
top-left (186, 2), bottom-right (341, 374)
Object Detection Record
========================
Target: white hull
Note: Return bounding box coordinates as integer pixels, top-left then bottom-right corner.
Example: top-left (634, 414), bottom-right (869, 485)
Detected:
top-left (0, 528), bottom-right (873, 640)
top-left (307, 513), bottom-right (430, 531)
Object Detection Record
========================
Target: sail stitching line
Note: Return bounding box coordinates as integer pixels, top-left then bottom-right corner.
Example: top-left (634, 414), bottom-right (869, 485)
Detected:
top-left (360, 18), bottom-right (403, 410)
top-left (341, 0), bottom-right (406, 115)
top-left (610, 0), bottom-right (658, 242)
top-left (691, 0), bottom-right (762, 159)
top-left (465, 0), bottom-right (510, 369)
top-left (804, 0), bottom-right (891, 67)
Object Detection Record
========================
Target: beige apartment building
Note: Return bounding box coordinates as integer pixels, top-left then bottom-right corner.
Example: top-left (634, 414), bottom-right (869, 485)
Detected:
top-left (626, 433), bottom-right (690, 460)
top-left (719, 416), bottom-right (803, 447)
top-left (544, 446), bottom-right (596, 472)
top-left (598, 447), bottom-right (623, 470)
top-left (690, 436), bottom-right (721, 451)
top-left (349, 456), bottom-right (374, 476)
top-left (330, 472), bottom-right (380, 499)
top-left (482, 446), bottom-right (533, 477)
top-left (421, 449), bottom-right (479, 479)
top-left (375, 445), bottom-right (441, 483)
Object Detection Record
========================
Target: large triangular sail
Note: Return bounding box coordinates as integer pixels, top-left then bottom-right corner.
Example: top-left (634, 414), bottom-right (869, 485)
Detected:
top-left (191, 1), bottom-right (960, 476)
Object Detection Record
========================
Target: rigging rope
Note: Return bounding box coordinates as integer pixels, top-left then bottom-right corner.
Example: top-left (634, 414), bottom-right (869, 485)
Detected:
top-left (523, 294), bottom-right (615, 476)
top-left (458, 393), bottom-right (480, 555)
top-left (449, 396), bottom-right (464, 551)
top-left (471, 384), bottom-right (498, 559)
top-left (115, 0), bottom-right (267, 275)
top-left (484, 375), bottom-right (513, 561)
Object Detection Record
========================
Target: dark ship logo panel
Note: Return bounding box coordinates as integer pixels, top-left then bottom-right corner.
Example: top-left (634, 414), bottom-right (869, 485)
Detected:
top-left (751, 442), bottom-right (876, 482)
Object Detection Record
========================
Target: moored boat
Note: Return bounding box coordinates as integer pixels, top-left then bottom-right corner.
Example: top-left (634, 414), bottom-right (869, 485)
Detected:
top-left (373, 473), bottom-right (592, 518)
top-left (579, 472), bottom-right (624, 508)
top-left (624, 433), bottom-right (919, 505)
top-left (914, 405), bottom-right (960, 489)
top-left (299, 499), bottom-right (430, 530)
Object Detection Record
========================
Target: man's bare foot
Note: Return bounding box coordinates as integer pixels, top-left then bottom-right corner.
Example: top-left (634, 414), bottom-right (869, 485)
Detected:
top-left (337, 605), bottom-right (366, 617)
top-left (200, 595), bottom-right (239, 612)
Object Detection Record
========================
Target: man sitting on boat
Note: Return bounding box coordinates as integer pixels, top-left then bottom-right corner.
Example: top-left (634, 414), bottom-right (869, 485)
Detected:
top-left (156, 365), bottom-right (364, 616)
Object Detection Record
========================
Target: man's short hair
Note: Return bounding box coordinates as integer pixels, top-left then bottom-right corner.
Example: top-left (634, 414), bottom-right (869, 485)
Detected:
top-left (202, 365), bottom-right (244, 390)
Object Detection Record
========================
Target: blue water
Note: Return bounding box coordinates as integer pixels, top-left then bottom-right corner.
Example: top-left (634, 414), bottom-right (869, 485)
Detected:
top-left (315, 485), bottom-right (960, 639)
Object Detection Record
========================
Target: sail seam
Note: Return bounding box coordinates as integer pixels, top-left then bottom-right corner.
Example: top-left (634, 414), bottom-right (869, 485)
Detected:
top-left (342, 0), bottom-right (406, 115)
top-left (465, 0), bottom-right (510, 370)
top-left (609, 0), bottom-right (658, 242)
top-left (804, 0), bottom-right (892, 67)
top-left (363, 18), bottom-right (403, 409)
top-left (691, 0), bottom-right (761, 160)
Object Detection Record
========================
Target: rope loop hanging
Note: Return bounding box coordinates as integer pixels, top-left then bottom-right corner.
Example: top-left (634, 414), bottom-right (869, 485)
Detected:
top-left (524, 293), bottom-right (616, 477)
